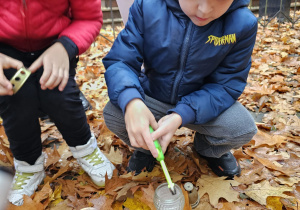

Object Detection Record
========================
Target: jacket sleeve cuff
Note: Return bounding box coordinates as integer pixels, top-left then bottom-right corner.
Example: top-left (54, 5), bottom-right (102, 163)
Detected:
top-left (167, 103), bottom-right (196, 126)
top-left (56, 36), bottom-right (79, 61)
top-left (118, 88), bottom-right (144, 115)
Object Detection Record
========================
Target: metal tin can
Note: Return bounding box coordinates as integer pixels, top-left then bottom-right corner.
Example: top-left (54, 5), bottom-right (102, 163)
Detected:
top-left (184, 182), bottom-right (200, 209)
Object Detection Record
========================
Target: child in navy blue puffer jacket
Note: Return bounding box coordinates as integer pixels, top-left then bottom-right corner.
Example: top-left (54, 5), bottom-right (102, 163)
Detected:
top-left (103, 0), bottom-right (258, 177)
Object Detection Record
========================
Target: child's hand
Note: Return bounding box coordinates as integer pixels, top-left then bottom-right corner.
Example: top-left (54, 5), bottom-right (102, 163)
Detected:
top-left (0, 53), bottom-right (24, 95)
top-left (124, 98), bottom-right (159, 157)
top-left (150, 113), bottom-right (182, 154)
top-left (28, 42), bottom-right (69, 91)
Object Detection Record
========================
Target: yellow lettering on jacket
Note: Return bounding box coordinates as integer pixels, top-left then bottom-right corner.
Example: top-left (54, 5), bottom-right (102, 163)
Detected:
top-left (205, 33), bottom-right (236, 46)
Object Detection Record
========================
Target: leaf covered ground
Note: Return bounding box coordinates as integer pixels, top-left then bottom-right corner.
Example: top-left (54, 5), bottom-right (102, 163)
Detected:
top-left (1, 12), bottom-right (300, 210)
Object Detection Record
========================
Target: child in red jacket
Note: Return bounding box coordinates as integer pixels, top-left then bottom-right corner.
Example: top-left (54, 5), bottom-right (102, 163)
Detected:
top-left (0, 0), bottom-right (114, 206)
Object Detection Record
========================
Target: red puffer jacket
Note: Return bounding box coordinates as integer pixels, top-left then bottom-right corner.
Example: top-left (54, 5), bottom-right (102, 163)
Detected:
top-left (0, 0), bottom-right (102, 55)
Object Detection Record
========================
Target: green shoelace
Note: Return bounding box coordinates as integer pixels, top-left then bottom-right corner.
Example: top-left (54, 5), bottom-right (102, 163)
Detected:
top-left (84, 149), bottom-right (104, 166)
top-left (12, 172), bottom-right (34, 190)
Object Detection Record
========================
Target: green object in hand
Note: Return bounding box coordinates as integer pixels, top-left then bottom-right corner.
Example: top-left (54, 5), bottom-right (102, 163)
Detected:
top-left (149, 126), bottom-right (176, 194)
top-left (149, 126), bottom-right (164, 161)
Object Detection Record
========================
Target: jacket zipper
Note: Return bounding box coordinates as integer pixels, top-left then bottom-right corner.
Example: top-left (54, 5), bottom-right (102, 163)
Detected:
top-left (22, 0), bottom-right (31, 51)
top-left (170, 22), bottom-right (193, 104)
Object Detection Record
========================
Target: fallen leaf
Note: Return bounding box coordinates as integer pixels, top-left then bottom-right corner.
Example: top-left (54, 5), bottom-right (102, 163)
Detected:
top-left (196, 175), bottom-right (240, 207)
top-left (49, 184), bottom-right (64, 207)
top-left (235, 199), bottom-right (265, 209)
top-left (7, 195), bottom-right (44, 210)
top-left (244, 180), bottom-right (294, 205)
top-left (67, 195), bottom-right (88, 209)
top-left (56, 141), bottom-right (72, 165)
top-left (56, 179), bottom-right (77, 198)
top-left (120, 166), bottom-right (163, 182)
top-left (274, 176), bottom-right (300, 187)
top-left (33, 182), bottom-right (52, 205)
top-left (139, 184), bottom-right (156, 210)
top-left (43, 164), bottom-right (70, 184)
top-left (115, 182), bottom-right (138, 200)
top-left (88, 195), bottom-right (114, 210)
top-left (266, 196), bottom-right (283, 210)
top-left (252, 130), bottom-right (286, 148)
top-left (216, 202), bottom-right (241, 210)
top-left (104, 146), bottom-right (123, 165)
top-left (193, 194), bottom-right (214, 210)
top-left (123, 191), bottom-right (151, 210)
top-left (47, 199), bottom-right (72, 210)
top-left (235, 159), bottom-right (265, 185)
top-left (170, 171), bottom-right (184, 183)
top-left (105, 171), bottom-right (130, 196)
top-left (245, 148), bottom-right (300, 175)
top-left (44, 145), bottom-right (61, 168)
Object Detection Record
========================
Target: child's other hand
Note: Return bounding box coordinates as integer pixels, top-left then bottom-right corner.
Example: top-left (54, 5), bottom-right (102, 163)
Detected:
top-left (124, 99), bottom-right (159, 157)
top-left (150, 113), bottom-right (182, 154)
top-left (0, 53), bottom-right (24, 95)
top-left (28, 42), bottom-right (69, 91)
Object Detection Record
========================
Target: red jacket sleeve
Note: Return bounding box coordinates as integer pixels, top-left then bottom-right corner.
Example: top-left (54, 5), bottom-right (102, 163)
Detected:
top-left (59, 0), bottom-right (103, 55)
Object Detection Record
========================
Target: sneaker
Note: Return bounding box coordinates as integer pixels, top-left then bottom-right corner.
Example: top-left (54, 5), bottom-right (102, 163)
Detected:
top-left (199, 152), bottom-right (241, 178)
top-left (8, 154), bottom-right (45, 206)
top-left (127, 151), bottom-right (156, 175)
top-left (69, 134), bottom-right (115, 187)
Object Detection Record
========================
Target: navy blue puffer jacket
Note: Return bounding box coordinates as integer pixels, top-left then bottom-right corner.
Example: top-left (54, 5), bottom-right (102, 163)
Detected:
top-left (103, 0), bottom-right (257, 126)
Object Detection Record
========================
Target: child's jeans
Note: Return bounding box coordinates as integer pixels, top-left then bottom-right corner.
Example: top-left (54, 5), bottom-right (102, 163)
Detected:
top-left (0, 44), bottom-right (91, 164)
top-left (103, 95), bottom-right (257, 158)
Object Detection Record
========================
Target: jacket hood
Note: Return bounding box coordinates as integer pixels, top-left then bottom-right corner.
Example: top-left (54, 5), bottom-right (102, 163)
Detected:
top-left (226, 0), bottom-right (250, 14)
top-left (165, 0), bottom-right (250, 18)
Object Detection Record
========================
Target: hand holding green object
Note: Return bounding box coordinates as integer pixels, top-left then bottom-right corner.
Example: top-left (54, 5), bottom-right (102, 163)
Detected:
top-left (149, 126), bottom-right (176, 195)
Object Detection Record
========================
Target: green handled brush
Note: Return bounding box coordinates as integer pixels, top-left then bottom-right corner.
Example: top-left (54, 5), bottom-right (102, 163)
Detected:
top-left (149, 126), bottom-right (176, 195)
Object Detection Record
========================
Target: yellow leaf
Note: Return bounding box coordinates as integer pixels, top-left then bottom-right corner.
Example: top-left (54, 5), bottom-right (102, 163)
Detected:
top-left (266, 196), bottom-right (283, 210)
top-left (78, 168), bottom-right (85, 175)
top-left (51, 198), bottom-right (64, 206)
top-left (49, 184), bottom-right (63, 206)
top-left (123, 191), bottom-right (151, 210)
top-left (245, 180), bottom-right (294, 205)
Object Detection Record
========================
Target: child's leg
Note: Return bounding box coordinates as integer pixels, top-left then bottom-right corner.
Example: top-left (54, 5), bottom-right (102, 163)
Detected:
top-left (0, 69), bottom-right (42, 164)
top-left (0, 67), bottom-right (45, 206)
top-left (104, 95), bottom-right (256, 176)
top-left (185, 102), bottom-right (257, 177)
top-left (38, 60), bottom-right (114, 186)
top-left (37, 65), bottom-right (91, 146)
top-left (0, 45), bottom-right (43, 164)
top-left (185, 102), bottom-right (257, 158)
